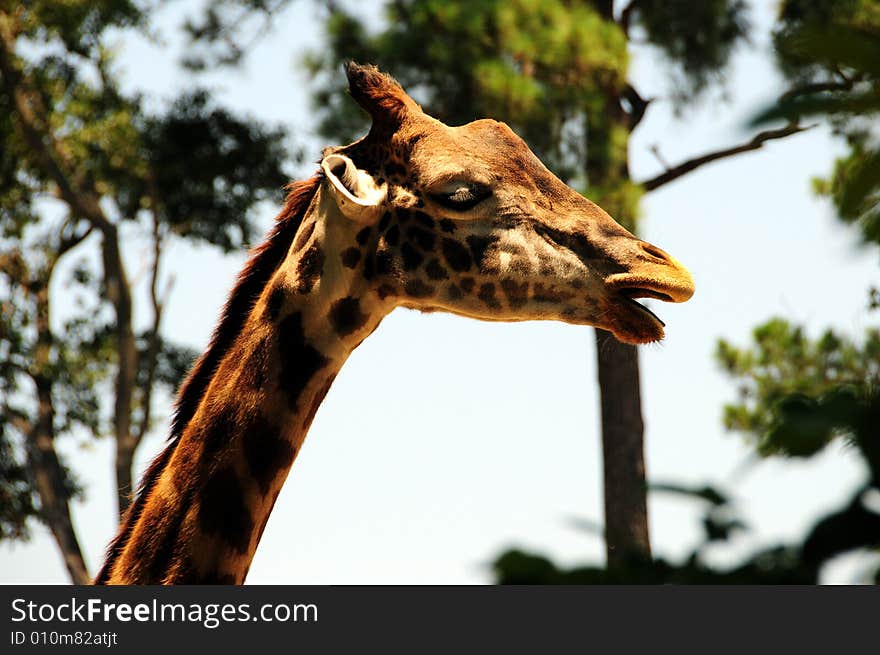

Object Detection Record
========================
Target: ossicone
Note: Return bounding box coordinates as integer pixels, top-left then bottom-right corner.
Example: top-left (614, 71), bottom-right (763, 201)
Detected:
top-left (343, 61), bottom-right (420, 129)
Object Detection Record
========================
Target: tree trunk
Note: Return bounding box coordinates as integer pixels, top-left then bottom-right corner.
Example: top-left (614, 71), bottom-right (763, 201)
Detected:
top-left (115, 436), bottom-right (137, 517)
top-left (101, 227), bottom-right (138, 519)
top-left (583, 21), bottom-right (652, 563)
top-left (595, 329), bottom-right (651, 565)
top-left (27, 402), bottom-right (91, 584)
top-left (28, 280), bottom-right (90, 584)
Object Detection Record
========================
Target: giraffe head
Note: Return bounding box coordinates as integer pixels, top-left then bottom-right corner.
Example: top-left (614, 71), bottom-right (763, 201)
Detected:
top-left (320, 63), bottom-right (694, 344)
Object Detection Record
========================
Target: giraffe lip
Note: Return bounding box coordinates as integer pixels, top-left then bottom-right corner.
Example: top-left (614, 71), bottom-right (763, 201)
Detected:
top-left (618, 287), bottom-right (674, 303)
top-left (616, 287), bottom-right (671, 328)
top-left (602, 289), bottom-right (667, 344)
top-left (620, 294), bottom-right (665, 327)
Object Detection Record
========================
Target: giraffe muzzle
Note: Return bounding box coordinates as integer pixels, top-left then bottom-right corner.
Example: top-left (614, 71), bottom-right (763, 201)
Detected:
top-left (600, 250), bottom-right (695, 344)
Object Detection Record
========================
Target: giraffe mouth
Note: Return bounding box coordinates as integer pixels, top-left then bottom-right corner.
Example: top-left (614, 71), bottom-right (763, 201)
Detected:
top-left (602, 286), bottom-right (680, 344)
top-left (618, 288), bottom-right (673, 328)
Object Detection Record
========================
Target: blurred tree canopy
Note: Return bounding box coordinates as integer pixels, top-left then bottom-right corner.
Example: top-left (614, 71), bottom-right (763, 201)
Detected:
top-left (757, 0), bottom-right (880, 246)
top-left (717, 318), bottom-right (880, 456)
top-left (496, 0), bottom-right (880, 584)
top-left (180, 0), bottom-right (290, 70)
top-left (495, 395), bottom-right (880, 584)
top-left (0, 1), bottom-right (293, 582)
top-left (304, 0), bottom-right (761, 216)
top-left (498, 310), bottom-right (880, 582)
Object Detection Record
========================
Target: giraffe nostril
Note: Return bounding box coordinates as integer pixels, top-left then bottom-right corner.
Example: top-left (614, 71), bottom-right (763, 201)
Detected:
top-left (639, 241), bottom-right (673, 264)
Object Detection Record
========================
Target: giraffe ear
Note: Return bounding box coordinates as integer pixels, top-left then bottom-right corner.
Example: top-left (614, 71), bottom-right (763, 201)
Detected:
top-left (321, 153), bottom-right (387, 223)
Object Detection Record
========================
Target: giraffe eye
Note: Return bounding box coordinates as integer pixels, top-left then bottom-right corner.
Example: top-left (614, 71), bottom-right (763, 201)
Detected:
top-left (429, 184), bottom-right (492, 211)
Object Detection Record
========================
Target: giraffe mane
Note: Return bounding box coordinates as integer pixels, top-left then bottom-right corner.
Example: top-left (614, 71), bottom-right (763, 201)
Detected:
top-left (94, 173), bottom-right (323, 583)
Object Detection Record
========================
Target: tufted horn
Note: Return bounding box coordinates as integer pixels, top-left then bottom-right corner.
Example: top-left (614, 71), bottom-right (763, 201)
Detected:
top-left (344, 61), bottom-right (421, 128)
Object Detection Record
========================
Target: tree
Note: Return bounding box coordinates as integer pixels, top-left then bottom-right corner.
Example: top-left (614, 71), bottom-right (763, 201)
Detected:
top-left (494, 384), bottom-right (880, 584)
top-left (712, 0), bottom-right (880, 578)
top-left (756, 0), bottom-right (880, 247)
top-left (494, 310), bottom-right (880, 583)
top-left (302, 0), bottom-right (808, 565)
top-left (0, 2), bottom-right (292, 582)
top-left (496, 0), bottom-right (880, 583)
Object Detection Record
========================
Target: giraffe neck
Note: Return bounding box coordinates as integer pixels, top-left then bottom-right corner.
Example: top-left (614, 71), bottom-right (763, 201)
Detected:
top-left (100, 183), bottom-right (387, 584)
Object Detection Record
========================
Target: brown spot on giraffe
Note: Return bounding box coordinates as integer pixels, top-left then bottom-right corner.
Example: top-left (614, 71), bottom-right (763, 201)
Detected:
top-left (242, 414), bottom-right (296, 495)
top-left (329, 297), bottom-right (369, 336)
top-left (384, 224), bottom-right (400, 246)
top-left (96, 63), bottom-right (693, 585)
top-left (442, 238), bottom-right (472, 272)
top-left (425, 258), bottom-right (448, 280)
top-left (264, 284), bottom-right (285, 322)
top-left (295, 244), bottom-right (324, 294)
top-left (197, 466), bottom-right (253, 554)
top-left (277, 311), bottom-right (329, 410)
top-left (362, 253), bottom-right (375, 280)
top-left (355, 226), bottom-right (372, 246)
top-left (401, 242), bottom-right (423, 270)
top-left (407, 226), bottom-right (436, 252)
top-left (500, 278), bottom-right (529, 309)
top-left (414, 211), bottom-right (434, 228)
top-left (405, 279), bottom-right (434, 298)
top-left (241, 334), bottom-right (271, 389)
top-left (446, 283), bottom-right (463, 301)
top-left (340, 246), bottom-right (361, 268)
top-left (200, 404), bottom-right (236, 459)
top-left (467, 234), bottom-right (500, 273)
top-left (478, 283), bottom-right (500, 309)
top-left (292, 220), bottom-right (316, 253)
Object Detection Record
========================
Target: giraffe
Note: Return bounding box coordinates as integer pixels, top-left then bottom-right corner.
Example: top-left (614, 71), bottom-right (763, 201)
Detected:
top-left (95, 63), bottom-right (694, 584)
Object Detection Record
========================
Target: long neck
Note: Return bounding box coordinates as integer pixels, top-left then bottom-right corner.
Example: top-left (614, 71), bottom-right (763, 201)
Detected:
top-left (101, 185), bottom-right (385, 584)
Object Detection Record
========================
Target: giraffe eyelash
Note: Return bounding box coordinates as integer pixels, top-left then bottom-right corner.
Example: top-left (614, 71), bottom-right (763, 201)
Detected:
top-left (428, 184), bottom-right (492, 211)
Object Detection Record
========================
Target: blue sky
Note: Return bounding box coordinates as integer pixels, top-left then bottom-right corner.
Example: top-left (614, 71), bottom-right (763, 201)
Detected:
top-left (2, 0), bottom-right (878, 583)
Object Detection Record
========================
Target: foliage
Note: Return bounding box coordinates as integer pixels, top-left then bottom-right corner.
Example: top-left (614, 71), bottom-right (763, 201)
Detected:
top-left (0, 1), bottom-right (294, 578)
top-left (180, 0), bottom-right (290, 70)
top-left (294, 0), bottom-right (757, 257)
top-left (494, 386), bottom-right (880, 583)
top-left (7, 0), bottom-right (145, 54)
top-left (306, 0), bottom-right (626, 185)
top-left (716, 318), bottom-right (880, 455)
top-left (135, 90), bottom-right (291, 251)
top-left (492, 482), bottom-right (804, 583)
top-left (628, 0), bottom-right (751, 103)
top-left (492, 241), bottom-right (880, 585)
top-left (494, 305), bottom-right (880, 584)
top-left (0, 413), bottom-right (36, 541)
top-left (713, 314), bottom-right (880, 578)
top-left (755, 0), bottom-right (880, 246)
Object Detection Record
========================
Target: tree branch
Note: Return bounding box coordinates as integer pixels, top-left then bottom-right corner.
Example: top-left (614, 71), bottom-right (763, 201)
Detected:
top-left (619, 1), bottom-right (638, 37)
top-left (640, 124), bottom-right (813, 192)
top-left (56, 221), bottom-right (94, 260)
top-left (622, 83), bottom-right (652, 131)
top-left (779, 76), bottom-right (863, 103)
top-left (0, 16), bottom-right (111, 232)
top-left (132, 200), bottom-right (171, 454)
top-left (5, 405), bottom-right (33, 437)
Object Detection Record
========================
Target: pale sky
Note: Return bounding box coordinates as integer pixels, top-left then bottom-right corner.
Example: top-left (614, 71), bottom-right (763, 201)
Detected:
top-left (2, 0), bottom-right (878, 584)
